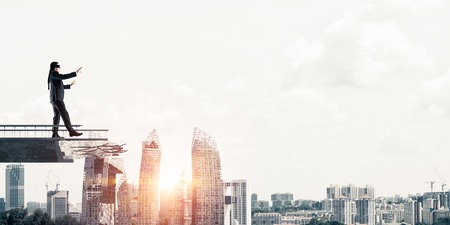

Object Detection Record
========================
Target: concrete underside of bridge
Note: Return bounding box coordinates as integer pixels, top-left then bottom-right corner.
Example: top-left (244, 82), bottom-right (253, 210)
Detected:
top-left (0, 138), bottom-right (72, 163)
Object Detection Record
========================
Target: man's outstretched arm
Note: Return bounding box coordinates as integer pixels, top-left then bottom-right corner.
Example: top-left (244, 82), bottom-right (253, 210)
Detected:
top-left (64, 80), bottom-right (76, 89)
top-left (50, 66), bottom-right (82, 81)
top-left (50, 71), bottom-right (77, 81)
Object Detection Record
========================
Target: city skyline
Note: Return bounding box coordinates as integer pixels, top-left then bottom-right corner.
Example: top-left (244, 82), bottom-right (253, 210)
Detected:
top-left (4, 178), bottom-right (450, 225)
top-left (0, 129), bottom-right (448, 204)
top-left (3, 177), bottom-right (447, 213)
top-left (1, 0), bottom-right (450, 205)
top-left (0, 128), bottom-right (449, 204)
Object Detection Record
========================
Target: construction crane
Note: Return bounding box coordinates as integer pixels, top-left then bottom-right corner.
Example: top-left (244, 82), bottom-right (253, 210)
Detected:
top-left (425, 181), bottom-right (435, 193)
top-left (435, 166), bottom-right (447, 192)
top-left (45, 170), bottom-right (60, 192)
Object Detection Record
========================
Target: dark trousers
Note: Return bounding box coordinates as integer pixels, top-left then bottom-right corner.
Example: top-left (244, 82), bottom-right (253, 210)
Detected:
top-left (51, 100), bottom-right (75, 134)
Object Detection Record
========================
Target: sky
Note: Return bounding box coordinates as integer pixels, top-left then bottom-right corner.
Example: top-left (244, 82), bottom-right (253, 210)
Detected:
top-left (1, 0), bottom-right (450, 205)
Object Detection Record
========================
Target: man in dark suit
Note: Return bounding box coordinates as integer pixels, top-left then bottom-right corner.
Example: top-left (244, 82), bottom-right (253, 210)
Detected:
top-left (48, 61), bottom-right (83, 137)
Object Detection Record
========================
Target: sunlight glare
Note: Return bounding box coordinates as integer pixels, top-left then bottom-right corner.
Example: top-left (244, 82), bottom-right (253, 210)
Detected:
top-left (159, 174), bottom-right (178, 190)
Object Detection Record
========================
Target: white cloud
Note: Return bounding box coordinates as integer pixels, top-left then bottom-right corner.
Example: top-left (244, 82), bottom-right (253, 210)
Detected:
top-left (375, 0), bottom-right (447, 14)
top-left (0, 95), bottom-right (51, 124)
top-left (225, 77), bottom-right (247, 93)
top-left (0, 111), bottom-right (24, 124)
top-left (286, 0), bottom-right (436, 87)
top-left (167, 79), bottom-right (195, 96)
top-left (378, 69), bottom-right (450, 155)
top-left (413, 70), bottom-right (450, 118)
top-left (377, 123), bottom-right (421, 155)
top-left (288, 39), bottom-right (323, 70)
top-left (247, 88), bottom-right (346, 137)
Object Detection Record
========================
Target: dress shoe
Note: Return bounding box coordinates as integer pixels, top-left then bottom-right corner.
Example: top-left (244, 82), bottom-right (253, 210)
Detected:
top-left (69, 131), bottom-right (83, 137)
top-left (52, 133), bottom-right (61, 138)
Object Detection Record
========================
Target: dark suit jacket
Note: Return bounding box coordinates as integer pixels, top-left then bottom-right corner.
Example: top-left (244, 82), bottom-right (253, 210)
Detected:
top-left (49, 71), bottom-right (77, 102)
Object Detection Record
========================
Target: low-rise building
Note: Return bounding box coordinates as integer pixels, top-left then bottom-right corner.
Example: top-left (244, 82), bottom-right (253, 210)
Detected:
top-left (375, 203), bottom-right (403, 225)
top-left (280, 216), bottom-right (312, 225)
top-left (252, 212), bottom-right (282, 225)
top-left (433, 209), bottom-right (450, 223)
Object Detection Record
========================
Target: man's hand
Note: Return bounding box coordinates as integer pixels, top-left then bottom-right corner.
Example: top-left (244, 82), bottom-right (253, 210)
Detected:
top-left (71, 80), bottom-right (77, 87)
top-left (76, 67), bottom-right (83, 75)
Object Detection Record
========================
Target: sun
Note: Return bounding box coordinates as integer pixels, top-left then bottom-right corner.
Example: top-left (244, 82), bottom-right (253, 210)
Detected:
top-left (159, 174), bottom-right (178, 190)
top-left (158, 171), bottom-right (191, 190)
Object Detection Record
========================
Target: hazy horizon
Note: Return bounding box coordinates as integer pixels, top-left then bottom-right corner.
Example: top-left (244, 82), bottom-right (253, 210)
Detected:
top-left (1, 0), bottom-right (450, 205)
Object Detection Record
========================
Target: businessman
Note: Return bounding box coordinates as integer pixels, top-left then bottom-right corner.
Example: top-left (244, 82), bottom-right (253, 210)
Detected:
top-left (48, 61), bottom-right (83, 138)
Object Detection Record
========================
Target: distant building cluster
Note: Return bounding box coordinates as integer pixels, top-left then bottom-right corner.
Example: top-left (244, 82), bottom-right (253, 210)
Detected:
top-left (251, 184), bottom-right (450, 225)
top-left (252, 193), bottom-right (270, 212)
top-left (250, 185), bottom-right (375, 225)
top-left (374, 192), bottom-right (450, 225)
top-left (251, 191), bottom-right (330, 225)
top-left (325, 184), bottom-right (376, 225)
top-left (271, 193), bottom-right (294, 210)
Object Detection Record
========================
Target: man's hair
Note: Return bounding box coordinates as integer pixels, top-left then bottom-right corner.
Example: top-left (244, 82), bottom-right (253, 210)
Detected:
top-left (47, 61), bottom-right (60, 90)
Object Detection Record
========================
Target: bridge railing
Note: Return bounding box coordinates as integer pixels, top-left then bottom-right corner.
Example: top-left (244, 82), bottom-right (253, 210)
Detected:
top-left (0, 125), bottom-right (108, 140)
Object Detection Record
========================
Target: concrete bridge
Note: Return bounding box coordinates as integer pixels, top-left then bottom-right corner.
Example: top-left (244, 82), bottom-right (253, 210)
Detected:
top-left (0, 125), bottom-right (110, 163)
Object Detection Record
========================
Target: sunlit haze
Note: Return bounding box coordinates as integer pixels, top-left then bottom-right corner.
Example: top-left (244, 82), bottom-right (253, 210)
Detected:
top-left (1, 0), bottom-right (450, 207)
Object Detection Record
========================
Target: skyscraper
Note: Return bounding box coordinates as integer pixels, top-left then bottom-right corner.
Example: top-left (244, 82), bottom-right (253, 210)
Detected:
top-left (129, 183), bottom-right (140, 224)
top-left (5, 164), bottom-right (24, 210)
top-left (167, 178), bottom-right (192, 225)
top-left (341, 184), bottom-right (358, 200)
top-left (327, 184), bottom-right (375, 200)
top-left (332, 196), bottom-right (353, 225)
top-left (191, 127), bottom-right (224, 225)
top-left (138, 130), bottom-right (161, 225)
top-left (47, 190), bottom-right (58, 215)
top-left (423, 198), bottom-right (437, 225)
top-left (81, 157), bottom-right (124, 225)
top-left (251, 194), bottom-right (258, 210)
top-left (327, 185), bottom-right (341, 199)
top-left (160, 189), bottom-right (171, 224)
top-left (50, 190), bottom-right (69, 219)
top-left (358, 185), bottom-right (375, 200)
top-left (355, 196), bottom-right (375, 225)
top-left (117, 174), bottom-right (131, 225)
top-left (225, 180), bottom-right (250, 225)
top-left (404, 199), bottom-right (421, 225)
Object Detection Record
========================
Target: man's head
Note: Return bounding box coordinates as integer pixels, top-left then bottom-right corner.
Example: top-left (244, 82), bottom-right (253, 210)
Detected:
top-left (50, 61), bottom-right (60, 72)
